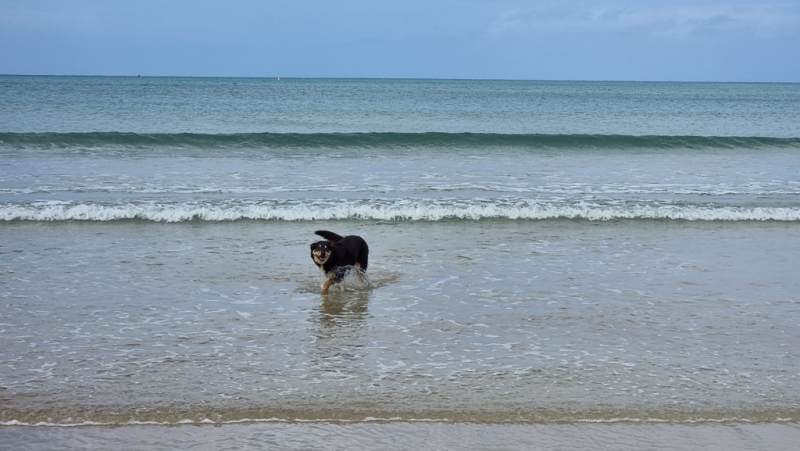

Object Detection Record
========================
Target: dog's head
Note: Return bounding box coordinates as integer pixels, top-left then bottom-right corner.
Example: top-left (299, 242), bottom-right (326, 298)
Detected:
top-left (310, 241), bottom-right (332, 266)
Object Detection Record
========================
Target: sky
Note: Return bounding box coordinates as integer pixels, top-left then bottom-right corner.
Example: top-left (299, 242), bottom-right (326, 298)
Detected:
top-left (1, 0), bottom-right (799, 82)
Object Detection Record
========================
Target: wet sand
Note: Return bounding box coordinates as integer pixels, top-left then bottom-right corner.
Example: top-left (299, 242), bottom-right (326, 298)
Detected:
top-left (3, 422), bottom-right (800, 451)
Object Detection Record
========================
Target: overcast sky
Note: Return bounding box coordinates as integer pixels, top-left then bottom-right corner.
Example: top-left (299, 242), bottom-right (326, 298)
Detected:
top-left (1, 0), bottom-right (799, 81)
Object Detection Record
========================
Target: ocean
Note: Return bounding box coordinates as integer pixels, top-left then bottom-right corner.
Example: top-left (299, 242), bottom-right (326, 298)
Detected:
top-left (2, 76), bottom-right (800, 449)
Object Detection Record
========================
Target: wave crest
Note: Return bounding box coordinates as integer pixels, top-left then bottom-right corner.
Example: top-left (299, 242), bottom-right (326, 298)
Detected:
top-left (2, 132), bottom-right (798, 150)
top-left (3, 200), bottom-right (799, 222)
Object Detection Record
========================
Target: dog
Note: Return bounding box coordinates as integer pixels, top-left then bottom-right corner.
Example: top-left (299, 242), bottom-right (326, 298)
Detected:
top-left (310, 230), bottom-right (369, 293)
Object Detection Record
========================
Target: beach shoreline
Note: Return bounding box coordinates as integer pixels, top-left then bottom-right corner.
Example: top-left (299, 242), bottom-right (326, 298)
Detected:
top-left (3, 422), bottom-right (800, 451)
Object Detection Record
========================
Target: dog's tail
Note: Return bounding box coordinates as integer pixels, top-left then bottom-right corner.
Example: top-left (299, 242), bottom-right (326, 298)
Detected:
top-left (315, 230), bottom-right (344, 242)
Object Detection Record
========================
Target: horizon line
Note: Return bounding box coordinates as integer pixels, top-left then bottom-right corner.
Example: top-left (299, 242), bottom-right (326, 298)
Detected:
top-left (1, 74), bottom-right (798, 84)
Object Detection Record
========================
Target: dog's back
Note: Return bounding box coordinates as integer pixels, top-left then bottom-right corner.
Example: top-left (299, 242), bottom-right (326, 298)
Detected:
top-left (314, 230), bottom-right (369, 270)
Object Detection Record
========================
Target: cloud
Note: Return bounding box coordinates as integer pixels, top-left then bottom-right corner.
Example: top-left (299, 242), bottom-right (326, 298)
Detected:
top-left (489, 3), bottom-right (800, 40)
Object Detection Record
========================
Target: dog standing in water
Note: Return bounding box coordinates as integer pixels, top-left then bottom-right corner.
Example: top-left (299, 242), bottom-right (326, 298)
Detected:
top-left (310, 230), bottom-right (369, 294)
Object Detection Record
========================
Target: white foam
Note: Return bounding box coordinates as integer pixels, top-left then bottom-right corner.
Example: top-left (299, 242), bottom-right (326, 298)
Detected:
top-left (3, 415), bottom-right (795, 428)
top-left (2, 200), bottom-right (800, 222)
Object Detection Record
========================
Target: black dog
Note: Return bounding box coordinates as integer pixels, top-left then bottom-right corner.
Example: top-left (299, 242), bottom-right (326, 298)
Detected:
top-left (310, 230), bottom-right (369, 293)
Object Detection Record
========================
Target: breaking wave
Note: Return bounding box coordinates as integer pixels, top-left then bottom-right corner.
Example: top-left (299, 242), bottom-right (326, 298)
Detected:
top-left (3, 200), bottom-right (799, 222)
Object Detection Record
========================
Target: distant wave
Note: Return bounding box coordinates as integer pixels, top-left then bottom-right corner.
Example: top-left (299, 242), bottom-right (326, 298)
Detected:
top-left (2, 132), bottom-right (799, 150)
top-left (3, 200), bottom-right (799, 222)
top-left (3, 414), bottom-right (797, 427)
top-left (4, 182), bottom-right (799, 196)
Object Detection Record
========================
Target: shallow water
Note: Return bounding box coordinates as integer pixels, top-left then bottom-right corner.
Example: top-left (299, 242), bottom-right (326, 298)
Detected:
top-left (3, 219), bottom-right (799, 425)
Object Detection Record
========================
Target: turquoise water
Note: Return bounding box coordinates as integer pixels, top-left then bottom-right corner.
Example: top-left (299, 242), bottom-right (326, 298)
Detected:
top-left (1, 77), bottom-right (800, 433)
top-left (3, 77), bottom-right (799, 136)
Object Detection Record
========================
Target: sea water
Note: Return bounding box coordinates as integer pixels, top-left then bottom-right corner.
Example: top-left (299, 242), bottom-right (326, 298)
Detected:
top-left (1, 77), bottom-right (800, 449)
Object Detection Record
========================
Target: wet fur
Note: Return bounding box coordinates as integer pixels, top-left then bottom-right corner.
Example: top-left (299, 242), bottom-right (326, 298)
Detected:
top-left (310, 230), bottom-right (369, 293)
